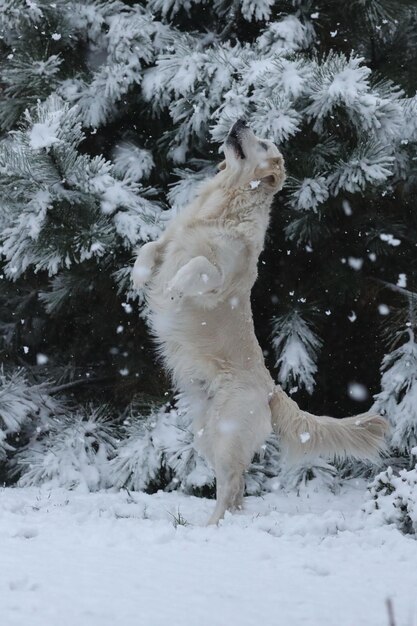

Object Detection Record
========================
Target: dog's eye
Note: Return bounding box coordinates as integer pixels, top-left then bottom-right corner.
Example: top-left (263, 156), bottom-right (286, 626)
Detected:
top-left (259, 141), bottom-right (268, 151)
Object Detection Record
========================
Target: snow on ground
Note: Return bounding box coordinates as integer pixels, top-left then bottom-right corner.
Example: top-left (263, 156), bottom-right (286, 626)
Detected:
top-left (1, 481), bottom-right (417, 626)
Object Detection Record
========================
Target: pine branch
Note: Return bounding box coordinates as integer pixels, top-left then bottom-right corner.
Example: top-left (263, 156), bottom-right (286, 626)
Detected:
top-left (217, 0), bottom-right (240, 41)
top-left (47, 376), bottom-right (115, 395)
top-left (373, 278), bottom-right (416, 300)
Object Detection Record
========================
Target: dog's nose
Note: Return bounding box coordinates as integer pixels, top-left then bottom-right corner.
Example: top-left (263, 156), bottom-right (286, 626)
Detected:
top-left (230, 119), bottom-right (248, 135)
top-left (226, 119), bottom-right (248, 159)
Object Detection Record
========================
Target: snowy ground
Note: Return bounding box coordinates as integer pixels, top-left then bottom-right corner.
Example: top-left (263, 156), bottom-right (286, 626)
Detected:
top-left (1, 481), bottom-right (416, 626)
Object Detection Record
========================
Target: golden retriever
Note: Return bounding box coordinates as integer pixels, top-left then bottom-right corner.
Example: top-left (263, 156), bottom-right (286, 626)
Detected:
top-left (132, 120), bottom-right (387, 524)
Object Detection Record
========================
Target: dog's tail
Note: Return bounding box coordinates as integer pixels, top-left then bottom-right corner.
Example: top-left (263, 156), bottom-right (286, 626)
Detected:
top-left (269, 385), bottom-right (388, 463)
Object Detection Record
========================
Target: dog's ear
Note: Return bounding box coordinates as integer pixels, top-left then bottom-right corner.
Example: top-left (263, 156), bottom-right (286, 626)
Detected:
top-left (256, 156), bottom-right (285, 191)
top-left (218, 160), bottom-right (226, 171)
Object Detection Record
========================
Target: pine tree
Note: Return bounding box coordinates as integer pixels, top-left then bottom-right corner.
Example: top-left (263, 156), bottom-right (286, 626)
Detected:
top-left (373, 293), bottom-right (417, 462)
top-left (0, 2), bottom-right (166, 483)
top-left (0, 0), bottom-right (417, 490)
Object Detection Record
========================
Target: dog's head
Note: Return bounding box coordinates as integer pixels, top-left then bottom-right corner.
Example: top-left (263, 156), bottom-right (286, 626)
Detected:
top-left (218, 120), bottom-right (286, 194)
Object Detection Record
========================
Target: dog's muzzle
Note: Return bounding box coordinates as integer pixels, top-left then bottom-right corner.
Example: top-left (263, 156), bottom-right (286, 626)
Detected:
top-left (226, 119), bottom-right (248, 159)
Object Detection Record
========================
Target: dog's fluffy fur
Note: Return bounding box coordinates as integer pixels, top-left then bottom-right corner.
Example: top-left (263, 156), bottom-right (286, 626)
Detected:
top-left (132, 121), bottom-right (388, 525)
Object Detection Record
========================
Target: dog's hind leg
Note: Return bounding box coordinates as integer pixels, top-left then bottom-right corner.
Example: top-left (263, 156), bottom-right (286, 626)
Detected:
top-left (232, 474), bottom-right (245, 510)
top-left (203, 382), bottom-right (272, 525)
top-left (207, 454), bottom-right (245, 525)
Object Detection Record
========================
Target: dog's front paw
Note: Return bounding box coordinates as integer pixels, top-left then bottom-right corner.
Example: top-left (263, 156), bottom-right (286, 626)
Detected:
top-left (131, 263), bottom-right (152, 290)
top-left (166, 279), bottom-right (184, 303)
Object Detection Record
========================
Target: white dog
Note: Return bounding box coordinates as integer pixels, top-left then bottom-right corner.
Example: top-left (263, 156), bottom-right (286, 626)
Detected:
top-left (132, 120), bottom-right (388, 525)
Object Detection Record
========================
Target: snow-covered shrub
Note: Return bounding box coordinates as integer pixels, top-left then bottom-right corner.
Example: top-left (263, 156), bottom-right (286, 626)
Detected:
top-left (15, 407), bottom-right (118, 491)
top-left (245, 434), bottom-right (282, 495)
top-left (280, 459), bottom-right (338, 491)
top-left (110, 414), bottom-right (170, 493)
top-left (0, 369), bottom-right (38, 461)
top-left (366, 459), bottom-right (417, 535)
top-left (0, 368), bottom-right (60, 463)
top-left (111, 399), bottom-right (215, 495)
top-left (373, 325), bottom-right (417, 456)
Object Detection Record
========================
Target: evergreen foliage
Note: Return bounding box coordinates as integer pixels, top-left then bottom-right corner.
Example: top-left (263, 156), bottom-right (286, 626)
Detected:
top-left (15, 406), bottom-right (118, 491)
top-left (1, 0), bottom-right (417, 492)
top-left (373, 294), bottom-right (417, 460)
top-left (110, 398), bottom-right (215, 495)
top-left (366, 460), bottom-right (417, 535)
top-left (0, 367), bottom-right (59, 462)
top-left (271, 310), bottom-right (322, 394)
